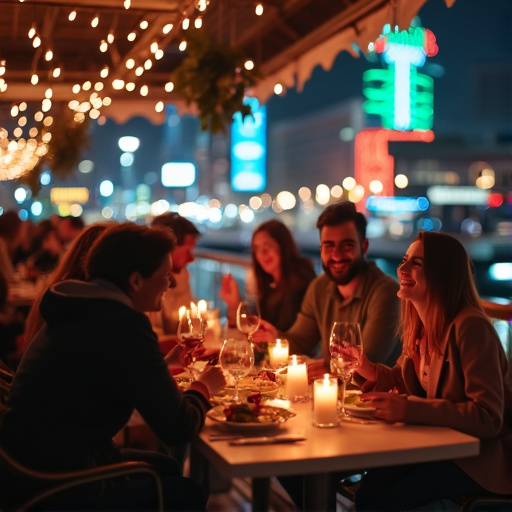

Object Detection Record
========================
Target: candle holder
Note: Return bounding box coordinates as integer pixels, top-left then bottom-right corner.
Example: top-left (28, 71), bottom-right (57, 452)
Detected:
top-left (313, 374), bottom-right (340, 428)
top-left (286, 355), bottom-right (309, 403)
top-left (268, 338), bottom-right (289, 369)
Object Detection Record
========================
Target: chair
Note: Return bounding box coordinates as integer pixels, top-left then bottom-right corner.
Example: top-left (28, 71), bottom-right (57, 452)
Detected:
top-left (0, 443), bottom-right (164, 511)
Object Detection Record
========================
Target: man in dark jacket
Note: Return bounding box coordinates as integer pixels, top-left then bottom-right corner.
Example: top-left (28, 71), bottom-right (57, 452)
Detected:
top-left (0, 222), bottom-right (224, 511)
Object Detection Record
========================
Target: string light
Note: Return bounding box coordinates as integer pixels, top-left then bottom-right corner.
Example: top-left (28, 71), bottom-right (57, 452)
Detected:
top-left (140, 20), bottom-right (148, 30)
top-left (91, 14), bottom-right (99, 28)
top-left (32, 36), bottom-right (41, 48)
top-left (255, 3), bottom-right (264, 16)
top-left (127, 31), bottom-right (136, 41)
top-left (194, 17), bottom-right (202, 29)
top-left (179, 40), bottom-right (187, 51)
top-left (52, 67), bottom-right (61, 78)
top-left (140, 85), bottom-right (148, 96)
top-left (126, 58), bottom-right (135, 69)
top-left (182, 18), bottom-right (190, 30)
top-left (100, 66), bottom-right (109, 78)
top-left (99, 40), bottom-right (108, 52)
top-left (28, 24), bottom-right (36, 39)
top-left (163, 23), bottom-right (173, 34)
top-left (0, 60), bottom-right (6, 76)
top-left (107, 31), bottom-right (115, 44)
top-left (30, 73), bottom-right (39, 85)
top-left (124, 0), bottom-right (131, 9)
top-left (45, 49), bottom-right (53, 61)
top-left (68, 10), bottom-right (77, 21)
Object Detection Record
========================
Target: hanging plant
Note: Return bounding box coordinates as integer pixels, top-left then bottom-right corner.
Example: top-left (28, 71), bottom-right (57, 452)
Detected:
top-left (173, 31), bottom-right (262, 134)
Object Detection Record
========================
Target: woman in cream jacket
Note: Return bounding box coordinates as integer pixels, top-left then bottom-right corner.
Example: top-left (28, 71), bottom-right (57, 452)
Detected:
top-left (353, 231), bottom-right (512, 511)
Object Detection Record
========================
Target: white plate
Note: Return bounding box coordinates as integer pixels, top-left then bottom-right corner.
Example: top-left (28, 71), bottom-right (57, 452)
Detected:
top-left (345, 404), bottom-right (377, 419)
top-left (206, 403), bottom-right (295, 433)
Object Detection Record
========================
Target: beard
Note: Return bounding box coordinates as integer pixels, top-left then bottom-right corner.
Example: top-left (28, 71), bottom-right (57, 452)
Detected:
top-left (322, 255), bottom-right (367, 286)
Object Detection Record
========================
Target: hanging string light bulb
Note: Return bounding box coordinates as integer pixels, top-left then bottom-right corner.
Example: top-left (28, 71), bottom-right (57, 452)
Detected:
top-left (91, 13), bottom-right (99, 28)
top-left (255, 3), bottom-right (264, 16)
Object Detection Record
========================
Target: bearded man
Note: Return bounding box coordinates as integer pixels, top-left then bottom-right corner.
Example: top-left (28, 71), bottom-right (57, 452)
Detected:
top-left (254, 201), bottom-right (401, 375)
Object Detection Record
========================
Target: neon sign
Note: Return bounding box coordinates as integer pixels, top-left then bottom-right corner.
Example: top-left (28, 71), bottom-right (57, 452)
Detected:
top-left (230, 97), bottom-right (266, 192)
top-left (363, 24), bottom-right (438, 131)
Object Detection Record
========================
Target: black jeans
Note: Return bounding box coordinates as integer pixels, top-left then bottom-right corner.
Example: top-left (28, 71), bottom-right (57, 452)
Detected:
top-left (355, 460), bottom-right (486, 511)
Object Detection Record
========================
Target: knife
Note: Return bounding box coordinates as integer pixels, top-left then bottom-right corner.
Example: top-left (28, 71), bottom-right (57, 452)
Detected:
top-left (228, 435), bottom-right (306, 445)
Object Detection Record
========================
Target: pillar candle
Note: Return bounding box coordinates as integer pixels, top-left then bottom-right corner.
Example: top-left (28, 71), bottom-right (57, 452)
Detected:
top-left (178, 306), bottom-right (187, 321)
top-left (286, 355), bottom-right (308, 401)
top-left (269, 339), bottom-right (289, 368)
top-left (313, 374), bottom-right (339, 427)
top-left (197, 300), bottom-right (207, 317)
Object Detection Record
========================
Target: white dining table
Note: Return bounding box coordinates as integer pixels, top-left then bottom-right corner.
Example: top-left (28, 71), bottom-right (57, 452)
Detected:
top-left (190, 399), bottom-right (480, 512)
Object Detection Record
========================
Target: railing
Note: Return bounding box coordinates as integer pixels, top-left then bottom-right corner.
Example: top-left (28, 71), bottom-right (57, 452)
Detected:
top-left (189, 249), bottom-right (252, 320)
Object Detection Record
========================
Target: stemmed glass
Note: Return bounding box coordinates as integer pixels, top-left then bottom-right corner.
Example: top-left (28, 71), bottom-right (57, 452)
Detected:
top-left (236, 298), bottom-right (261, 343)
top-left (219, 338), bottom-right (254, 402)
top-left (329, 322), bottom-right (363, 419)
top-left (176, 309), bottom-right (205, 381)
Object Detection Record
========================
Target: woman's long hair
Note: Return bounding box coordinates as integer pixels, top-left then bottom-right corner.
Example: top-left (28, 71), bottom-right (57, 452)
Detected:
top-left (251, 220), bottom-right (314, 302)
top-left (23, 223), bottom-right (111, 346)
top-left (400, 231), bottom-right (483, 356)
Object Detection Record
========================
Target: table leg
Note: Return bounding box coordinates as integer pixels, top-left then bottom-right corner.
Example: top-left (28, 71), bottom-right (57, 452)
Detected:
top-left (252, 477), bottom-right (271, 512)
top-left (303, 473), bottom-right (336, 512)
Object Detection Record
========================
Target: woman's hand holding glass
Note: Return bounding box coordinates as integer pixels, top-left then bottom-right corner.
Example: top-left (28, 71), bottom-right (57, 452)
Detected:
top-left (329, 321), bottom-right (363, 418)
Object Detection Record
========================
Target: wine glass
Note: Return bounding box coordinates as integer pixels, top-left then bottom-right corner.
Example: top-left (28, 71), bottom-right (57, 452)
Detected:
top-left (236, 298), bottom-right (261, 344)
top-left (219, 338), bottom-right (254, 402)
top-left (329, 322), bottom-right (363, 419)
top-left (176, 309), bottom-right (205, 381)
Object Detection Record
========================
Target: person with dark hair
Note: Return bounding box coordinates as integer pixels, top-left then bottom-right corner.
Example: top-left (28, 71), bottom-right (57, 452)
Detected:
top-left (254, 201), bottom-right (401, 375)
top-left (352, 231), bottom-right (512, 510)
top-left (0, 222), bottom-right (225, 511)
top-left (220, 219), bottom-right (316, 331)
top-left (0, 210), bottom-right (27, 283)
top-left (148, 212), bottom-right (201, 335)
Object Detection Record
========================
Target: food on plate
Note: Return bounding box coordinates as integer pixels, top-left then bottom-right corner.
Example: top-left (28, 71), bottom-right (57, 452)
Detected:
top-left (239, 370), bottom-right (281, 393)
top-left (344, 394), bottom-right (373, 408)
top-left (222, 393), bottom-right (294, 423)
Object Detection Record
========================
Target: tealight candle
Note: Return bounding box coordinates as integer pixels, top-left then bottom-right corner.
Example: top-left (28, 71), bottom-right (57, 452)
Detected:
top-left (313, 374), bottom-right (340, 428)
top-left (286, 355), bottom-right (308, 402)
top-left (269, 339), bottom-right (289, 368)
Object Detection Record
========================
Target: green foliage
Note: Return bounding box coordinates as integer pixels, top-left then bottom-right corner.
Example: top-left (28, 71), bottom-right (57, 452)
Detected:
top-left (173, 31), bottom-right (262, 134)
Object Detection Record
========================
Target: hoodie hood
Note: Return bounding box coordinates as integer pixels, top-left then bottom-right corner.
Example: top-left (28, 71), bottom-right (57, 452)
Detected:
top-left (40, 279), bottom-right (134, 327)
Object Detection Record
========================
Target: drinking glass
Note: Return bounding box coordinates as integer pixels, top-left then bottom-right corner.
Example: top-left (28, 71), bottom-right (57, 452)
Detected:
top-left (329, 322), bottom-right (363, 418)
top-left (176, 309), bottom-right (205, 381)
top-left (219, 338), bottom-right (254, 402)
top-left (236, 298), bottom-right (261, 343)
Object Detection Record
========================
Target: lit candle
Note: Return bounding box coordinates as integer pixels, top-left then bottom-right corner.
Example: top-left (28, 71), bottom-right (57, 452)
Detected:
top-left (197, 299), bottom-right (207, 317)
top-left (269, 339), bottom-right (289, 368)
top-left (286, 355), bottom-right (308, 402)
top-left (178, 306), bottom-right (187, 321)
top-left (189, 301), bottom-right (198, 318)
top-left (313, 374), bottom-right (339, 427)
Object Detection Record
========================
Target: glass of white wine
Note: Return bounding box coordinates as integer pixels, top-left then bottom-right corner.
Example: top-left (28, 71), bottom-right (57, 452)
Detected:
top-left (219, 338), bottom-right (254, 402)
top-left (329, 321), bottom-right (363, 419)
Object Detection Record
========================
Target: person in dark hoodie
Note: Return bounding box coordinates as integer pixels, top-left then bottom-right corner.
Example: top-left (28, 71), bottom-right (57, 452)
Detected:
top-left (0, 222), bottom-right (225, 511)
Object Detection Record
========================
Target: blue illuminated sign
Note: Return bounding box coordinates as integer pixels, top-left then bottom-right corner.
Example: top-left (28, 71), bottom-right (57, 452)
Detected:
top-left (366, 196), bottom-right (429, 213)
top-left (231, 97), bottom-right (266, 192)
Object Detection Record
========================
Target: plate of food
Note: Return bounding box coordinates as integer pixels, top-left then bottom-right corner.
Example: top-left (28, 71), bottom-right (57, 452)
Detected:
top-left (344, 394), bottom-right (376, 419)
top-left (206, 395), bottom-right (296, 433)
top-left (237, 371), bottom-right (282, 397)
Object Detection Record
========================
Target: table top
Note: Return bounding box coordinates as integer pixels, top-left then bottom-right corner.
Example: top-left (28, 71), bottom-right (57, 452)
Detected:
top-left (193, 399), bottom-right (480, 479)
